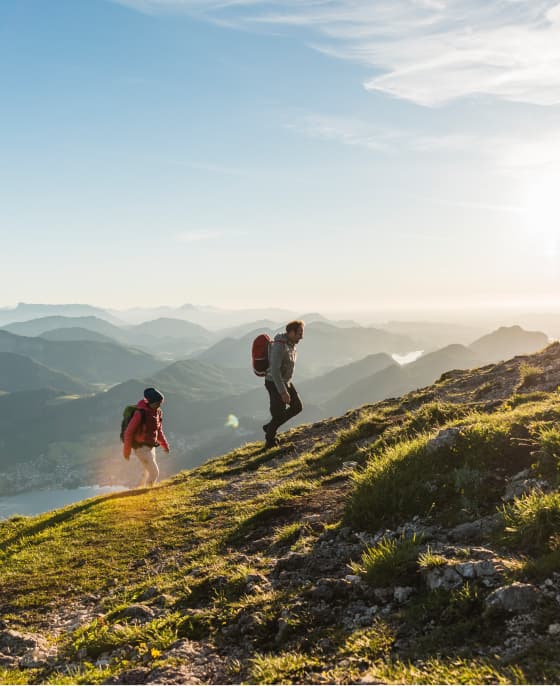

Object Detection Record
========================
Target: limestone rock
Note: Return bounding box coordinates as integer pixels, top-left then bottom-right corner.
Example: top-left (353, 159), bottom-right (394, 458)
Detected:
top-left (426, 427), bottom-right (461, 454)
top-left (485, 583), bottom-right (540, 613)
top-left (424, 566), bottom-right (463, 591)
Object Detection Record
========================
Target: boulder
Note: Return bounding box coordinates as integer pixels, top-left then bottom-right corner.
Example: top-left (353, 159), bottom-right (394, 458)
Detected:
top-left (485, 583), bottom-right (540, 613)
top-left (424, 566), bottom-right (463, 591)
top-left (426, 427), bottom-right (461, 454)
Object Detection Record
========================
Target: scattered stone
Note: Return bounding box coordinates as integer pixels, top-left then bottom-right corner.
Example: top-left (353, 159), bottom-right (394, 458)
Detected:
top-left (485, 583), bottom-right (540, 613)
top-left (136, 586), bottom-right (159, 602)
top-left (424, 566), bottom-right (463, 591)
top-left (373, 588), bottom-right (393, 604)
top-left (448, 514), bottom-right (502, 543)
top-left (151, 593), bottom-right (174, 609)
top-left (0, 629), bottom-right (54, 668)
top-left (309, 578), bottom-right (352, 601)
top-left (113, 605), bottom-right (155, 622)
top-left (0, 652), bottom-right (17, 667)
top-left (245, 573), bottom-right (271, 594)
top-left (503, 478), bottom-right (550, 502)
top-left (19, 645), bottom-right (54, 669)
top-left (274, 552), bottom-right (307, 573)
top-left (103, 667), bottom-right (151, 684)
top-left (426, 427), bottom-right (461, 454)
top-left (393, 586), bottom-right (414, 603)
top-left (0, 629), bottom-right (42, 655)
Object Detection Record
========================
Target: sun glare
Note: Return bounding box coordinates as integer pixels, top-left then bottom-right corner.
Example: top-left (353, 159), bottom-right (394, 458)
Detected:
top-left (521, 174), bottom-right (560, 255)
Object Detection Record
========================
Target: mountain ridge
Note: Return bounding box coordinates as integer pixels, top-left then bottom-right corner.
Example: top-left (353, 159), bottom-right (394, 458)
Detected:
top-left (2, 344), bottom-right (560, 683)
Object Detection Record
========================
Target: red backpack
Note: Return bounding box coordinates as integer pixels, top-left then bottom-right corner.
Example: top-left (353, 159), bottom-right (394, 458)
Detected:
top-left (252, 334), bottom-right (271, 376)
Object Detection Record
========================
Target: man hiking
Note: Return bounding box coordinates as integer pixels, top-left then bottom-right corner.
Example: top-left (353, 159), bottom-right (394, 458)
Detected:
top-left (263, 320), bottom-right (304, 449)
top-left (123, 387), bottom-right (170, 488)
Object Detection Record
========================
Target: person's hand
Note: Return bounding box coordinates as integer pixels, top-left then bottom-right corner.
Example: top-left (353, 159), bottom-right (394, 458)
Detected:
top-left (123, 452), bottom-right (130, 461)
top-left (163, 447), bottom-right (170, 455)
top-left (281, 392), bottom-right (290, 404)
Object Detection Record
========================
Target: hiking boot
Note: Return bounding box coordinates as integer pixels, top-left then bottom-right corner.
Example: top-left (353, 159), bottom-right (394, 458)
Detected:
top-left (264, 436), bottom-right (279, 450)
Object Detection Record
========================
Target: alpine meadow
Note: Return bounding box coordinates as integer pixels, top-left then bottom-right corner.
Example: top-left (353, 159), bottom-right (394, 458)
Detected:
top-left (2, 1), bottom-right (560, 685)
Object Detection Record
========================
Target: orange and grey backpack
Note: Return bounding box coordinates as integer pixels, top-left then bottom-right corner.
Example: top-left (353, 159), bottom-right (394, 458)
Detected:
top-left (251, 334), bottom-right (272, 376)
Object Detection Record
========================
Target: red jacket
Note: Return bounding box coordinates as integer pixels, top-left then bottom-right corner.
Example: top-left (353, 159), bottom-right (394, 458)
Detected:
top-left (123, 399), bottom-right (169, 457)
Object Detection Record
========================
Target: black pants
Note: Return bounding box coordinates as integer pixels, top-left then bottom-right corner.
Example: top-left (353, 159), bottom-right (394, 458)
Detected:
top-left (265, 380), bottom-right (303, 438)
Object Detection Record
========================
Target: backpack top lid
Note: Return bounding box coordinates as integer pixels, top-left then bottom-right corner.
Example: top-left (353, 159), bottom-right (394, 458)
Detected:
top-left (252, 333), bottom-right (272, 376)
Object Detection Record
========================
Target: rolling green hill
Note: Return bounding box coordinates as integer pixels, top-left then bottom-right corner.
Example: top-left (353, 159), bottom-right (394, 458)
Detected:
top-left (0, 353), bottom-right (93, 394)
top-left (40, 327), bottom-right (117, 344)
top-left (0, 331), bottom-right (165, 384)
top-left (2, 344), bottom-right (560, 683)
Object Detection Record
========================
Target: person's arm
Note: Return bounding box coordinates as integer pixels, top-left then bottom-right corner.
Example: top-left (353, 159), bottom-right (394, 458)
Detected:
top-left (123, 410), bottom-right (143, 458)
top-left (157, 421), bottom-right (170, 453)
top-left (269, 341), bottom-right (288, 396)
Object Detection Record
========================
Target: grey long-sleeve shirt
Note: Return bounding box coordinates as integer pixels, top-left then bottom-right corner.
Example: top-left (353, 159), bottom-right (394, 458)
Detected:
top-left (265, 333), bottom-right (297, 395)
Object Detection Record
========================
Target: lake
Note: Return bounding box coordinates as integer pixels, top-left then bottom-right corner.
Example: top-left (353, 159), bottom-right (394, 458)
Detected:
top-left (392, 350), bottom-right (424, 365)
top-left (0, 486), bottom-right (127, 520)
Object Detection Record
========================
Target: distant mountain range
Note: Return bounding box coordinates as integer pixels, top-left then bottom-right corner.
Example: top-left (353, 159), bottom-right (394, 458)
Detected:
top-left (326, 344), bottom-right (482, 416)
top-left (196, 322), bottom-right (416, 377)
top-left (0, 330), bottom-right (164, 384)
top-left (469, 325), bottom-right (548, 363)
top-left (0, 311), bottom-right (552, 496)
top-left (2, 316), bottom-right (214, 359)
top-left (0, 303), bottom-right (123, 326)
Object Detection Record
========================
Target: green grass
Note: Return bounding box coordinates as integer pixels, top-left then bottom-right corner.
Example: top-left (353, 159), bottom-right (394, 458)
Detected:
top-left (3, 376), bottom-right (560, 684)
top-left (347, 403), bottom-right (558, 530)
top-left (501, 490), bottom-right (560, 554)
top-left (370, 657), bottom-right (527, 684)
top-left (519, 363), bottom-right (543, 387)
top-left (351, 533), bottom-right (423, 587)
top-left (249, 651), bottom-right (321, 684)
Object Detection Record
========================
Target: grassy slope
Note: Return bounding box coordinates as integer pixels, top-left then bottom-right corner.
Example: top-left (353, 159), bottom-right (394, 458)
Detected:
top-left (2, 345), bottom-right (560, 683)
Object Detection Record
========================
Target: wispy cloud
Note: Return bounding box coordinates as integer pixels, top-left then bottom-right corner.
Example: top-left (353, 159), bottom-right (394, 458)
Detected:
top-left (289, 111), bottom-right (560, 176)
top-left (111, 0), bottom-right (560, 107)
top-left (288, 113), bottom-right (477, 154)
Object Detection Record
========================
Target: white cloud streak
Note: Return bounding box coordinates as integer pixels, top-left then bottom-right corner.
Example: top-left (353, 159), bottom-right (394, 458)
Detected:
top-left (288, 113), bottom-right (478, 154)
top-left (111, 0), bottom-right (560, 107)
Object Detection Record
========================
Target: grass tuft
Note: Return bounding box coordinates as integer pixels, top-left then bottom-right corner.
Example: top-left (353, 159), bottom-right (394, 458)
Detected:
top-left (351, 533), bottom-right (423, 587)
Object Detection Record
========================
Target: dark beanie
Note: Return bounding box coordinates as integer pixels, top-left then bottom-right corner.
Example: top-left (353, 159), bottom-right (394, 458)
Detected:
top-left (144, 387), bottom-right (164, 404)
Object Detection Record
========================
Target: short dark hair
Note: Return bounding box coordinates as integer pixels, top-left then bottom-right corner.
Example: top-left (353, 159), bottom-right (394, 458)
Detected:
top-left (286, 320), bottom-right (305, 334)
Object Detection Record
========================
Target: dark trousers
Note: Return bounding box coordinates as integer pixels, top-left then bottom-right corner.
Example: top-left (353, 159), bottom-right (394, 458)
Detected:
top-left (265, 380), bottom-right (303, 438)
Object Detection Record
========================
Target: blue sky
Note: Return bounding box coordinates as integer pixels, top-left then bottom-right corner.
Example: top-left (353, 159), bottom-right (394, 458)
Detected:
top-left (2, 0), bottom-right (560, 314)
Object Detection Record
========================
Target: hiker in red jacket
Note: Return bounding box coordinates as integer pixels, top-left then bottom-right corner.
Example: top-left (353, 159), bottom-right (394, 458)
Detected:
top-left (123, 387), bottom-right (170, 488)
